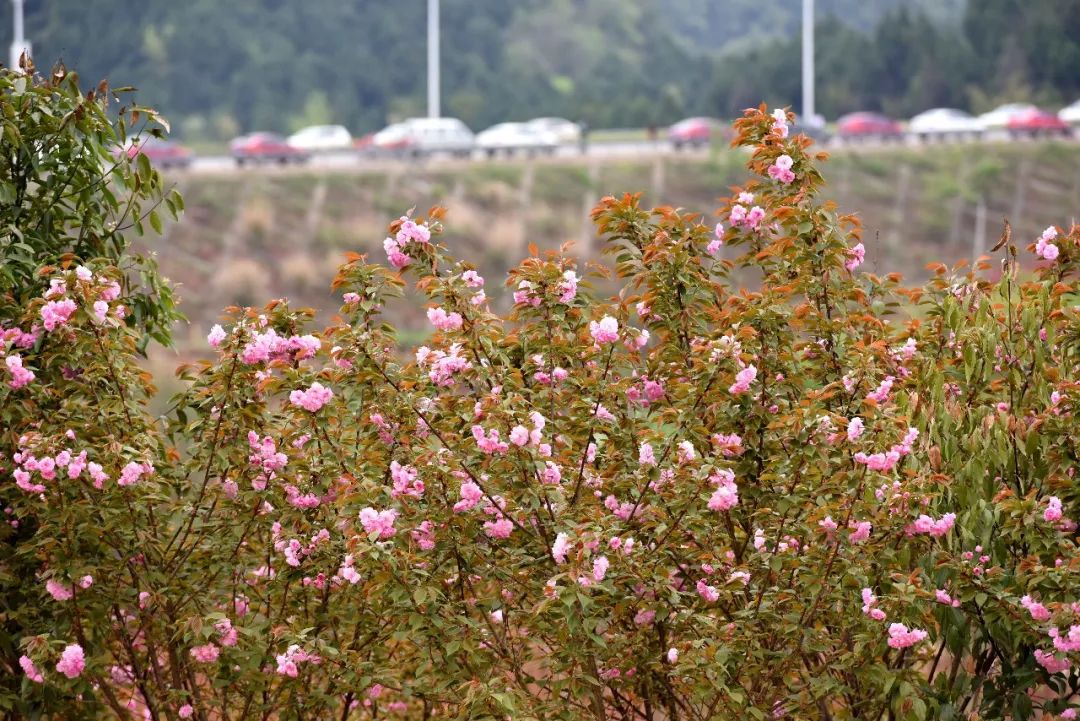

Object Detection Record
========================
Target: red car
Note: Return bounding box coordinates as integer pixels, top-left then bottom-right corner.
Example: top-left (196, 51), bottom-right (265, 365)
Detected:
top-left (1007, 108), bottom-right (1071, 137)
top-left (121, 137), bottom-right (193, 169)
top-left (229, 132), bottom-right (308, 166)
top-left (836, 112), bottom-right (904, 140)
top-left (668, 117), bottom-right (721, 150)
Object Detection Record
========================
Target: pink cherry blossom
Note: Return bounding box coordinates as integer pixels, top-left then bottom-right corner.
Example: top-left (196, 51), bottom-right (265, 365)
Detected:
top-left (729, 365), bottom-right (757, 395)
top-left (289, 382), bottom-right (333, 412)
top-left (886, 624), bottom-right (928, 649)
top-left (20, 655), bottom-right (44, 683)
top-left (589, 316), bottom-right (619, 344)
top-left (56, 643), bottom-right (86, 678)
top-left (552, 533), bottom-right (570, 564)
top-left (845, 243), bottom-right (865, 272)
top-left (359, 507), bottom-right (398, 539)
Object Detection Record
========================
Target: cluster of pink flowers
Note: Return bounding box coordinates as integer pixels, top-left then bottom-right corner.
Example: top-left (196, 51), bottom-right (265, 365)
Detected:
top-left (866, 376), bottom-right (894, 404)
top-left (711, 432), bottom-right (743, 456)
top-left (5, 354), bottom-right (35, 389)
top-left (453, 480), bottom-right (484, 512)
top-left (427, 306), bottom-right (463, 332)
top-left (887, 624), bottom-right (928, 649)
top-left (861, 588), bottom-right (886, 621)
top-left (55, 643), bottom-right (86, 678)
top-left (707, 469), bottom-right (739, 512)
top-left (638, 442), bottom-right (657, 467)
top-left (847, 417), bottom-right (865, 441)
top-left (558, 270), bottom-right (579, 303)
top-left (411, 520), bottom-right (436, 550)
top-left (276, 527), bottom-right (331, 567)
top-left (289, 382), bottom-right (333, 412)
top-left (1021, 595), bottom-right (1052, 621)
top-left (12, 440), bottom-right (107, 494)
top-left (1034, 649), bottom-right (1070, 674)
top-left (696, 579), bottom-right (719, 603)
top-left (845, 243), bottom-right (865, 271)
top-left (1049, 625), bottom-right (1080, 654)
top-left (472, 425), bottom-right (509, 455)
top-left (729, 364), bottom-right (757, 395)
top-left (767, 154), bottom-right (795, 184)
top-left (854, 426), bottom-right (917, 473)
top-left (45, 576), bottom-right (90, 601)
top-left (771, 108), bottom-right (789, 138)
top-left (708, 222), bottom-right (724, 255)
top-left (1035, 226), bottom-right (1060, 261)
top-left (390, 461), bottom-right (424, 498)
top-left (908, 512), bottom-right (956, 538)
top-left (40, 298), bottom-right (78, 331)
top-left (589, 316), bottom-right (619, 344)
top-left (935, 589), bottom-right (960, 607)
top-left (248, 431), bottom-right (287, 488)
top-left (1044, 496), bottom-right (1063, 523)
top-left (849, 520), bottom-right (872, 543)
top-left (382, 216), bottom-right (432, 269)
top-left (20, 655), bottom-right (44, 683)
top-left (359, 507), bottom-right (398, 539)
top-left (416, 344), bottom-right (472, 386)
top-left (207, 323), bottom-right (228, 347)
top-left (117, 460), bottom-right (154, 487)
top-left (551, 532), bottom-right (571, 563)
top-left (241, 327), bottom-right (320, 364)
top-left (275, 644), bottom-right (321, 677)
top-left (729, 204), bottom-right (765, 230)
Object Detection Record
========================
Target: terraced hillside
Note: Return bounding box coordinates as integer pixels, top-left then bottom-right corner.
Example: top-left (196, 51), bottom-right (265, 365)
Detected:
top-left (146, 142), bottom-right (1080, 352)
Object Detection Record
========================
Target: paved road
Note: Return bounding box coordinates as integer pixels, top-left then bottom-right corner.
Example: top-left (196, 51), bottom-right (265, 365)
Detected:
top-left (182, 130), bottom-right (1074, 175)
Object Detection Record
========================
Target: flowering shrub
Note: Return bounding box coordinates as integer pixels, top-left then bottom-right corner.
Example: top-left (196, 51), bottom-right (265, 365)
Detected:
top-left (2, 97), bottom-right (1080, 720)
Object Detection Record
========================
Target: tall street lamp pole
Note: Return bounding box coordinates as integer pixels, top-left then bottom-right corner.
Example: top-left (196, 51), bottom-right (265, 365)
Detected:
top-left (801, 0), bottom-right (815, 122)
top-left (427, 0), bottom-right (440, 118)
top-left (10, 0), bottom-right (32, 71)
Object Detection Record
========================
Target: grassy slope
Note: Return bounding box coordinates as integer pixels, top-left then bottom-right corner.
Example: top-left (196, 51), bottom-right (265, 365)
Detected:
top-left (147, 142), bottom-right (1080, 354)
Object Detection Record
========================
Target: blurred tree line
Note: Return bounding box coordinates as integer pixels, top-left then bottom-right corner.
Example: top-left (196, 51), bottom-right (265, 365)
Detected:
top-left (19, 0), bottom-right (1079, 139)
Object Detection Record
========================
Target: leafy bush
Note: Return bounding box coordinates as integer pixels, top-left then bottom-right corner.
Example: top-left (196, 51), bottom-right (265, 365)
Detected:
top-left (3, 77), bottom-right (1079, 719)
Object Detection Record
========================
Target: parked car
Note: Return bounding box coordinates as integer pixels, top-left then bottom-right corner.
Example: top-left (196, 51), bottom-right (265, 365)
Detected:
top-left (667, 117), bottom-right (721, 149)
top-left (119, 137), bottom-right (193, 169)
top-left (475, 122), bottom-right (557, 157)
top-left (287, 124), bottom-right (353, 152)
top-left (229, 133), bottom-right (308, 166)
top-left (977, 103), bottom-right (1037, 130)
top-left (1006, 108), bottom-right (1071, 137)
top-left (836, 112), bottom-right (903, 140)
top-left (371, 118), bottom-right (475, 158)
top-left (908, 108), bottom-right (983, 140)
top-left (1059, 99), bottom-right (1080, 126)
top-left (525, 117), bottom-right (581, 145)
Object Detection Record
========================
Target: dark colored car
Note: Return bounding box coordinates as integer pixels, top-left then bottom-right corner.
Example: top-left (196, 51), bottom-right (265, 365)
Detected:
top-left (668, 117), bottom-right (721, 150)
top-left (229, 132), bottom-right (308, 166)
top-left (1007, 108), bottom-right (1071, 137)
top-left (122, 137), bottom-right (193, 169)
top-left (836, 112), bottom-right (904, 140)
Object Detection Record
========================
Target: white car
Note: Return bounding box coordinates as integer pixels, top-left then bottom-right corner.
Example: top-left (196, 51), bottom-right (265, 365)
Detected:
top-left (977, 103), bottom-right (1037, 130)
top-left (909, 108), bottom-right (983, 138)
top-left (525, 117), bottom-right (581, 145)
top-left (1059, 99), bottom-right (1080, 126)
top-left (383, 117), bottom-right (474, 157)
top-left (476, 122), bottom-right (558, 157)
top-left (287, 125), bottom-right (353, 152)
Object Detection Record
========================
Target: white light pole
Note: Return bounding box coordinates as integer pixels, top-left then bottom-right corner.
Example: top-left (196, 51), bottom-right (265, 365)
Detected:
top-left (427, 0), bottom-right (440, 118)
top-left (801, 0), bottom-right (814, 122)
top-left (9, 0), bottom-right (32, 71)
